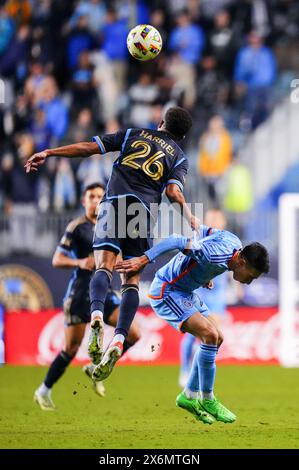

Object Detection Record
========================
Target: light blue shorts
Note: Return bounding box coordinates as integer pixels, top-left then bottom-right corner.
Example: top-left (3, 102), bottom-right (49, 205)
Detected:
top-left (149, 289), bottom-right (209, 332)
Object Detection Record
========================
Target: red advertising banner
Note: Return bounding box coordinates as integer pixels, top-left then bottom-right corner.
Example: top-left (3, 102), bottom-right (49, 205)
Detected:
top-left (4, 306), bottom-right (280, 365)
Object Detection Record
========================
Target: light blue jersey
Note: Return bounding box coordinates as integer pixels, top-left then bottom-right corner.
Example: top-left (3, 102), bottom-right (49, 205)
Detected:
top-left (149, 226), bottom-right (242, 298)
top-left (148, 226), bottom-right (242, 331)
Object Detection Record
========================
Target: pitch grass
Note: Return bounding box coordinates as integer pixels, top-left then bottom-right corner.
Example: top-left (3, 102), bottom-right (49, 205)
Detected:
top-left (0, 365), bottom-right (299, 449)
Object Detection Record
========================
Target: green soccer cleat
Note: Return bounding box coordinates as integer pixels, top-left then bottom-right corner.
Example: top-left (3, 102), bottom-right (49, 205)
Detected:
top-left (176, 392), bottom-right (215, 425)
top-left (87, 316), bottom-right (104, 365)
top-left (92, 341), bottom-right (123, 382)
top-left (34, 389), bottom-right (56, 411)
top-left (200, 397), bottom-right (236, 423)
top-left (83, 364), bottom-right (106, 397)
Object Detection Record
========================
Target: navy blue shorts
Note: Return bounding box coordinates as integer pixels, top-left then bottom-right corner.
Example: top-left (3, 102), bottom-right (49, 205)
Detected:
top-left (63, 290), bottom-right (120, 326)
top-left (93, 197), bottom-right (152, 259)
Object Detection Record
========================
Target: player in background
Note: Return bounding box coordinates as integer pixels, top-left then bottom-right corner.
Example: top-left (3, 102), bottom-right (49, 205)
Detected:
top-left (179, 208), bottom-right (229, 388)
top-left (116, 225), bottom-right (269, 424)
top-left (34, 183), bottom-right (140, 411)
top-left (25, 106), bottom-right (197, 383)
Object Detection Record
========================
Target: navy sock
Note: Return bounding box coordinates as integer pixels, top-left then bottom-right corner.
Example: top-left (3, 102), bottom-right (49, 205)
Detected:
top-left (115, 284), bottom-right (139, 337)
top-left (44, 351), bottom-right (73, 388)
top-left (90, 268), bottom-right (112, 313)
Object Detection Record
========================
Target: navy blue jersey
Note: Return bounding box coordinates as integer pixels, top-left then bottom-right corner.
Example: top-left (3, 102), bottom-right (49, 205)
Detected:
top-left (57, 215), bottom-right (95, 302)
top-left (93, 128), bottom-right (188, 212)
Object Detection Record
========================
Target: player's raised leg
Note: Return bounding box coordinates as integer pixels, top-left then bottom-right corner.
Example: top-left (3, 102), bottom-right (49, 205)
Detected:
top-left (34, 323), bottom-right (85, 410)
top-left (88, 250), bottom-right (118, 364)
top-left (183, 313), bottom-right (236, 423)
top-left (92, 270), bottom-right (141, 381)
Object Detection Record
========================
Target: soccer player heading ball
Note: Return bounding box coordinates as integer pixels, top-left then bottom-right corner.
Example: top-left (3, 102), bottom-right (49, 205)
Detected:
top-left (25, 106), bottom-right (195, 383)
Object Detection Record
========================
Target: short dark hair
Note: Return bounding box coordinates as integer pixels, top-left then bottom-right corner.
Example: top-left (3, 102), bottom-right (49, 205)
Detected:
top-left (82, 182), bottom-right (105, 196)
top-left (164, 106), bottom-right (193, 140)
top-left (241, 242), bottom-right (270, 274)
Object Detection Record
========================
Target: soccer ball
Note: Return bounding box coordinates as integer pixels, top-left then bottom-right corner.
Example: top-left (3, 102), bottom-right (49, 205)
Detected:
top-left (127, 24), bottom-right (162, 61)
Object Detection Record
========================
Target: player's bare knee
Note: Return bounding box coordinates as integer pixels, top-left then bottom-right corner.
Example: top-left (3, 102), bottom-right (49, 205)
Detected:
top-left (204, 325), bottom-right (218, 345)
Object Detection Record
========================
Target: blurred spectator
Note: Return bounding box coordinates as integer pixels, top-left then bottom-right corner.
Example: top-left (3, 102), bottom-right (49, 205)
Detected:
top-left (200, 0), bottom-right (232, 21)
top-left (198, 115), bottom-right (232, 205)
top-left (195, 55), bottom-right (228, 135)
top-left (1, 134), bottom-right (38, 252)
top-left (29, 26), bottom-right (54, 70)
top-left (208, 9), bottom-right (239, 78)
top-left (38, 76), bottom-right (69, 141)
top-left (272, 0), bottom-right (299, 39)
top-left (231, 0), bottom-right (272, 38)
top-left (66, 108), bottom-right (96, 145)
top-left (128, 73), bottom-right (159, 127)
top-left (0, 24), bottom-right (30, 81)
top-left (92, 50), bottom-right (119, 122)
top-left (169, 9), bottom-right (205, 65)
top-left (0, 5), bottom-right (15, 57)
top-left (223, 158), bottom-right (254, 236)
top-left (101, 8), bottom-right (128, 93)
top-left (5, 0), bottom-right (32, 26)
top-left (168, 9), bottom-right (205, 107)
top-left (116, 0), bottom-right (150, 26)
top-left (24, 60), bottom-right (47, 105)
top-left (29, 106), bottom-right (52, 152)
top-left (150, 9), bottom-right (167, 44)
top-left (71, 50), bottom-right (95, 113)
top-left (66, 14), bottom-right (95, 70)
top-left (69, 0), bottom-right (107, 35)
top-left (234, 31), bottom-right (277, 128)
top-left (53, 159), bottom-right (76, 212)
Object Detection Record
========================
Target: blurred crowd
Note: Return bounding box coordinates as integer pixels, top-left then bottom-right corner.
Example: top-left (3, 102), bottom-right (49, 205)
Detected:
top-left (0, 0), bottom-right (299, 214)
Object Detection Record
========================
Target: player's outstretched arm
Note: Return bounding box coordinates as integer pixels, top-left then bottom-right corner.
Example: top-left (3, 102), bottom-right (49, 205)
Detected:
top-left (115, 255), bottom-right (149, 274)
top-left (165, 184), bottom-right (200, 231)
top-left (115, 234), bottom-right (190, 274)
top-left (24, 142), bottom-right (99, 173)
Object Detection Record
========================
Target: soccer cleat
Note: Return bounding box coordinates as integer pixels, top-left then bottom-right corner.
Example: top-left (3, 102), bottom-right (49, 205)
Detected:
top-left (88, 315), bottom-right (104, 364)
top-left (176, 392), bottom-right (215, 425)
top-left (34, 389), bottom-right (56, 411)
top-left (83, 364), bottom-right (105, 397)
top-left (92, 341), bottom-right (123, 382)
top-left (200, 397), bottom-right (236, 423)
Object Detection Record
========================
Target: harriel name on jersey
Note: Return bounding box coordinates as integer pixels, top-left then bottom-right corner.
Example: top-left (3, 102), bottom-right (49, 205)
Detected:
top-left (93, 128), bottom-right (189, 212)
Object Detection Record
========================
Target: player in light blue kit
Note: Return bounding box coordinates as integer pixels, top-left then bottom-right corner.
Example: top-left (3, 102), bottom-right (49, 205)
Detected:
top-left (116, 225), bottom-right (269, 425)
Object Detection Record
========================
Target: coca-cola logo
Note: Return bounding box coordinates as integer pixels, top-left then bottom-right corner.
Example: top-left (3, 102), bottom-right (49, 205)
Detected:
top-left (36, 309), bottom-right (299, 365)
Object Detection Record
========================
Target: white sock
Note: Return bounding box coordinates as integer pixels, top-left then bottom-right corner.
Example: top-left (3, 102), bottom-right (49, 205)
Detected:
top-left (184, 388), bottom-right (199, 399)
top-left (38, 383), bottom-right (51, 396)
top-left (113, 334), bottom-right (125, 344)
top-left (201, 391), bottom-right (214, 400)
top-left (91, 310), bottom-right (103, 322)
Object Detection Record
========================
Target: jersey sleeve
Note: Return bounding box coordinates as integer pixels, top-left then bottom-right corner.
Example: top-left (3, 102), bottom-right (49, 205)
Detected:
top-left (56, 222), bottom-right (78, 257)
top-left (166, 157), bottom-right (189, 192)
top-left (92, 130), bottom-right (128, 154)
